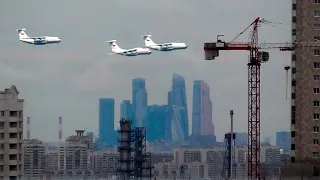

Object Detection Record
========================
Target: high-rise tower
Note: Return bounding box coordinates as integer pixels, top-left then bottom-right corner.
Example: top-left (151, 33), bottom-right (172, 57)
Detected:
top-left (99, 98), bottom-right (115, 147)
top-left (132, 78), bottom-right (148, 127)
top-left (291, 0), bottom-right (320, 163)
top-left (168, 73), bottom-right (189, 141)
top-left (192, 80), bottom-right (214, 136)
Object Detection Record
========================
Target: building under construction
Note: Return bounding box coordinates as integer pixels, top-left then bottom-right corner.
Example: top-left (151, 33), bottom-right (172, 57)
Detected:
top-left (117, 118), bottom-right (153, 180)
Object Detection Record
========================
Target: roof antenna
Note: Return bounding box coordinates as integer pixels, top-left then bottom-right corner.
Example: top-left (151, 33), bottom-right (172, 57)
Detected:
top-left (284, 66), bottom-right (291, 100)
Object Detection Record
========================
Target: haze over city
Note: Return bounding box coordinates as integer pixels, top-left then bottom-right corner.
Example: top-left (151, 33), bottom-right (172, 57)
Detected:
top-left (0, 0), bottom-right (291, 142)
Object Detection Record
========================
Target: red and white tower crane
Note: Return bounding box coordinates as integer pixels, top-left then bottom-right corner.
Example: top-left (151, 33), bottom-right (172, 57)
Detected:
top-left (204, 17), bottom-right (320, 180)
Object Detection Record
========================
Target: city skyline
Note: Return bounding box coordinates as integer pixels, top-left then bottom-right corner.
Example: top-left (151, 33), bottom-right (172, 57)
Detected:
top-left (0, 0), bottom-right (291, 143)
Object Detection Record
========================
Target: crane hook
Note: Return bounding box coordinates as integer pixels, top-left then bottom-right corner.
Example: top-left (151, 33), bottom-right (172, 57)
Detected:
top-left (284, 66), bottom-right (291, 100)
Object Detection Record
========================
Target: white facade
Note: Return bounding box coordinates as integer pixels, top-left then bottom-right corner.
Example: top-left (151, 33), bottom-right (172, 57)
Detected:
top-left (0, 85), bottom-right (24, 180)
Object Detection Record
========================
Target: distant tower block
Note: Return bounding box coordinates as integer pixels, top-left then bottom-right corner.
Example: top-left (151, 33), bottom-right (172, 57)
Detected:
top-left (27, 117), bottom-right (30, 140)
top-left (59, 117), bottom-right (62, 141)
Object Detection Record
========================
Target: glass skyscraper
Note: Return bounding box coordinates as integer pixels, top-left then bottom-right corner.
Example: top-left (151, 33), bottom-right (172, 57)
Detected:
top-left (167, 73), bottom-right (189, 141)
top-left (132, 78), bottom-right (148, 127)
top-left (146, 105), bottom-right (167, 142)
top-left (120, 100), bottom-right (133, 120)
top-left (192, 80), bottom-right (214, 136)
top-left (99, 98), bottom-right (116, 147)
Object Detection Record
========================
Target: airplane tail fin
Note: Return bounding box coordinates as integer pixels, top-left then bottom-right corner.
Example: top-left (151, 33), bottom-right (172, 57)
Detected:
top-left (142, 35), bottom-right (156, 46)
top-left (107, 40), bottom-right (123, 53)
top-left (16, 28), bottom-right (28, 39)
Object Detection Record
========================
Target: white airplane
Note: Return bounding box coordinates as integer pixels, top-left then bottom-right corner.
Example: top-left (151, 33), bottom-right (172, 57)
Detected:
top-left (142, 35), bottom-right (188, 51)
top-left (107, 40), bottom-right (151, 56)
top-left (16, 28), bottom-right (61, 45)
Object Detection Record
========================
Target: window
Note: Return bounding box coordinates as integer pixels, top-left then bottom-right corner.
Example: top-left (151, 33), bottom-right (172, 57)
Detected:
top-left (316, 0), bottom-right (320, 4)
top-left (314, 101), bottom-right (320, 107)
top-left (292, 29), bottom-right (296, 35)
top-left (313, 139), bottom-right (320, 144)
top-left (314, 88), bottom-right (320, 94)
top-left (292, 4), bottom-right (296, 10)
top-left (314, 62), bottom-right (320, 68)
top-left (315, 36), bottom-right (320, 42)
top-left (314, 75), bottom-right (320, 81)
top-left (313, 152), bottom-right (320, 158)
top-left (0, 111), bottom-right (3, 117)
top-left (315, 11), bottom-right (320, 17)
top-left (314, 126), bottom-right (320, 132)
top-left (314, 113), bottom-right (320, 120)
top-left (315, 50), bottom-right (320, 56)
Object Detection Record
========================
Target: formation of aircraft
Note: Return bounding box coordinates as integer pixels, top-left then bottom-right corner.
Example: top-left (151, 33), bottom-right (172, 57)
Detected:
top-left (15, 29), bottom-right (188, 57)
top-left (107, 40), bottom-right (152, 56)
top-left (106, 35), bottom-right (188, 56)
top-left (17, 28), bottom-right (61, 45)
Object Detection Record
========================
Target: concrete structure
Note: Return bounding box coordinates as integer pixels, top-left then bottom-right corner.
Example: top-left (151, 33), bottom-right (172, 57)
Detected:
top-left (0, 85), bottom-right (24, 180)
top-left (291, 0), bottom-right (320, 163)
top-left (24, 139), bottom-right (45, 180)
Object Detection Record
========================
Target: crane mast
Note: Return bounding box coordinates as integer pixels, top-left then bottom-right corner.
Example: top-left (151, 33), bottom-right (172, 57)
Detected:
top-left (247, 18), bottom-right (261, 179)
top-left (203, 17), bottom-right (320, 179)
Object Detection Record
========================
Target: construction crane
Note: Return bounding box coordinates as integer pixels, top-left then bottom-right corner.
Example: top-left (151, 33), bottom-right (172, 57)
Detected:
top-left (203, 17), bottom-right (320, 180)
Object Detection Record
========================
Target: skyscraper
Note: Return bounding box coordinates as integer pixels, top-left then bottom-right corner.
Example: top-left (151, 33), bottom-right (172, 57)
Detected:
top-left (132, 78), bottom-right (148, 127)
top-left (168, 73), bottom-right (189, 141)
top-left (192, 80), bottom-right (214, 136)
top-left (120, 100), bottom-right (133, 120)
top-left (291, 0), bottom-right (320, 162)
top-left (276, 131), bottom-right (290, 154)
top-left (99, 98), bottom-right (115, 146)
top-left (147, 105), bottom-right (168, 141)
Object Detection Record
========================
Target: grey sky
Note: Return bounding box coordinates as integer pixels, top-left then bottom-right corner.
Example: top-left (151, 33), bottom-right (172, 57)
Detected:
top-left (0, 0), bottom-right (292, 143)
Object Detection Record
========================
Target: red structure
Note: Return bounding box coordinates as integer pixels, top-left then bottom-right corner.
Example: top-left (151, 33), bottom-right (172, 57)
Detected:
top-left (203, 17), bottom-right (320, 179)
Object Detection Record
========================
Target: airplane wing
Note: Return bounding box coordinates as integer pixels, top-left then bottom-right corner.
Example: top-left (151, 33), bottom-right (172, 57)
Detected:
top-left (158, 43), bottom-right (172, 46)
top-left (30, 36), bottom-right (46, 40)
top-left (124, 48), bottom-right (138, 52)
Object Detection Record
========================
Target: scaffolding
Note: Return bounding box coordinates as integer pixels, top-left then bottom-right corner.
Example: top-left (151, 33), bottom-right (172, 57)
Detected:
top-left (117, 118), bottom-right (134, 180)
top-left (133, 127), bottom-right (153, 179)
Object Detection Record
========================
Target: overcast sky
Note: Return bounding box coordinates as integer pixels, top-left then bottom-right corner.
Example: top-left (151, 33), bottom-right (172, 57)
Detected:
top-left (0, 0), bottom-right (292, 143)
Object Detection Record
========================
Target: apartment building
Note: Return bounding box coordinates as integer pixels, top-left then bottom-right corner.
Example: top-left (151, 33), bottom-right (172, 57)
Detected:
top-left (291, 0), bottom-right (320, 163)
top-left (0, 85), bottom-right (24, 180)
top-left (24, 139), bottom-right (45, 180)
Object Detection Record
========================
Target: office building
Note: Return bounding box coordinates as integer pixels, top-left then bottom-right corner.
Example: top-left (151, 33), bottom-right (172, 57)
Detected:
top-left (168, 74), bottom-right (189, 141)
top-left (192, 80), bottom-right (214, 136)
top-left (276, 131), bottom-right (290, 154)
top-left (99, 98), bottom-right (115, 147)
top-left (120, 100), bottom-right (133, 120)
top-left (146, 105), bottom-right (167, 141)
top-left (132, 78), bottom-right (148, 127)
top-left (0, 85), bottom-right (24, 180)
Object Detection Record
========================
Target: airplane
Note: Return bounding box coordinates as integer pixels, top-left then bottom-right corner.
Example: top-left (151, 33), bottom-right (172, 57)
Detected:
top-left (107, 40), bottom-right (151, 56)
top-left (16, 28), bottom-right (61, 45)
top-left (142, 35), bottom-right (188, 51)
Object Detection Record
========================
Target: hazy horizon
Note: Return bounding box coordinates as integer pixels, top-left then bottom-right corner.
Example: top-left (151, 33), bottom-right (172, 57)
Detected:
top-left (0, 0), bottom-right (292, 143)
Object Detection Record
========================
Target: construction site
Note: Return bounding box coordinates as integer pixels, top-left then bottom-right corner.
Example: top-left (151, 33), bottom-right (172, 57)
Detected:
top-left (203, 10), bottom-right (320, 179)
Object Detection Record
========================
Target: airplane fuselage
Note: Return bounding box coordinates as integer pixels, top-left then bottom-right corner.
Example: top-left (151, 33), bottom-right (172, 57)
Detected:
top-left (19, 36), bottom-right (61, 45)
top-left (116, 48), bottom-right (151, 56)
top-left (147, 43), bottom-right (188, 51)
